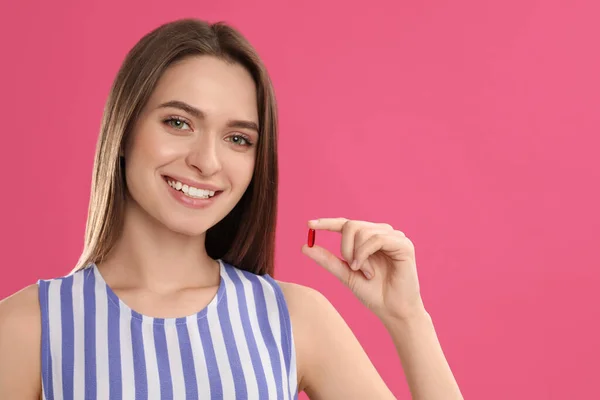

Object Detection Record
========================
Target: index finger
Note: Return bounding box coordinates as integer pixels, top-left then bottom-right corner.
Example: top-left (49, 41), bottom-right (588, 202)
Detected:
top-left (308, 218), bottom-right (349, 232)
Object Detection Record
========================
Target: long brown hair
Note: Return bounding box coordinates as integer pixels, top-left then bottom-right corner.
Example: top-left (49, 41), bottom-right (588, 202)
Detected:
top-left (73, 18), bottom-right (279, 276)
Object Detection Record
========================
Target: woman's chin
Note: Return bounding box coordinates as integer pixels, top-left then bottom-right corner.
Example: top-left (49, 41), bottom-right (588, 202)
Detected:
top-left (164, 222), bottom-right (211, 238)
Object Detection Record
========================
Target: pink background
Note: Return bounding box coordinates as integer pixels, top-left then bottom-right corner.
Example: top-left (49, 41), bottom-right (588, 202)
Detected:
top-left (1, 0), bottom-right (599, 398)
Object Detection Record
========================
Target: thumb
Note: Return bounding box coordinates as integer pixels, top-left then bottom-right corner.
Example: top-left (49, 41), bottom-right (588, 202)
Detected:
top-left (301, 244), bottom-right (352, 284)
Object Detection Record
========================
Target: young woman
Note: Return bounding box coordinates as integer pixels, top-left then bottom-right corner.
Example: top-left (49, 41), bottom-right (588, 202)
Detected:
top-left (0, 19), bottom-right (463, 400)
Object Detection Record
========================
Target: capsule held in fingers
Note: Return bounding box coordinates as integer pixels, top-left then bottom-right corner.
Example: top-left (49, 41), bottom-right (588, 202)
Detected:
top-left (307, 228), bottom-right (315, 247)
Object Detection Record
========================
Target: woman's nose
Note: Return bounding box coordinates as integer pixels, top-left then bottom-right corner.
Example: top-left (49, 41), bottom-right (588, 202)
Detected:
top-left (186, 135), bottom-right (222, 176)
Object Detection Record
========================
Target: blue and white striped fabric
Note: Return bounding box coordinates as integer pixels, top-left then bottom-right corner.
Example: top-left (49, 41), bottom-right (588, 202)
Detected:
top-left (37, 260), bottom-right (298, 400)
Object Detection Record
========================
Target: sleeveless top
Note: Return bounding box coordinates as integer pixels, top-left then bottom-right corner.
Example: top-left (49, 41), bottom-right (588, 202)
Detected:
top-left (37, 260), bottom-right (298, 400)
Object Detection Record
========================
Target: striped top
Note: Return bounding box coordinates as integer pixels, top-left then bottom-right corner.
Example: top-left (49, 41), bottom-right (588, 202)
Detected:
top-left (37, 260), bottom-right (298, 400)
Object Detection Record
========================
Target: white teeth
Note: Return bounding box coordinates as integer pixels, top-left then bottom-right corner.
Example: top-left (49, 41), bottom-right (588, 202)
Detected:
top-left (167, 179), bottom-right (216, 199)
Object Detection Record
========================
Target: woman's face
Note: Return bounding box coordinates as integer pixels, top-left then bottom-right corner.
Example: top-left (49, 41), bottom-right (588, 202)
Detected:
top-left (123, 55), bottom-right (259, 237)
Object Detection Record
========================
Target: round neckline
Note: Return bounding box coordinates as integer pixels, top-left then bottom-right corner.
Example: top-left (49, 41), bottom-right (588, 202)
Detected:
top-left (90, 259), bottom-right (226, 325)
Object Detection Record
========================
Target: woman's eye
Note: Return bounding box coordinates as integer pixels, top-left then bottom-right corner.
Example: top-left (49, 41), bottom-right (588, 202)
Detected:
top-left (165, 118), bottom-right (191, 130)
top-left (228, 135), bottom-right (253, 146)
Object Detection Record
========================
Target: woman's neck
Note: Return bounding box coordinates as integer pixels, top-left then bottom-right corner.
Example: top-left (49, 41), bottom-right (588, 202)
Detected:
top-left (98, 200), bottom-right (219, 293)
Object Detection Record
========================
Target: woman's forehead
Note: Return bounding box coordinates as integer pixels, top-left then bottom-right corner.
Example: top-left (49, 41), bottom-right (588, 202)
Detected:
top-left (146, 56), bottom-right (259, 123)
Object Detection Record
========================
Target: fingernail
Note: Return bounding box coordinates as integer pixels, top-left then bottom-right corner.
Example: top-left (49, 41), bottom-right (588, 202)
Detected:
top-left (350, 260), bottom-right (358, 270)
top-left (363, 270), bottom-right (372, 279)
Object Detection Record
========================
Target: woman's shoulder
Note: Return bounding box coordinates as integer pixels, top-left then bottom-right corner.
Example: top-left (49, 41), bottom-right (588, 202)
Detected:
top-left (275, 280), bottom-right (331, 310)
top-left (0, 284), bottom-right (42, 397)
top-left (231, 264), bottom-right (334, 314)
top-left (0, 283), bottom-right (42, 345)
top-left (274, 280), bottom-right (343, 332)
top-left (274, 280), bottom-right (355, 393)
top-left (0, 283), bottom-right (41, 330)
top-left (226, 263), bottom-right (339, 331)
top-left (0, 273), bottom-right (66, 349)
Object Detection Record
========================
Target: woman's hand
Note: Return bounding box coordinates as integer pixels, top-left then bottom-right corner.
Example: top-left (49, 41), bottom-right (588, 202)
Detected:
top-left (302, 217), bottom-right (424, 322)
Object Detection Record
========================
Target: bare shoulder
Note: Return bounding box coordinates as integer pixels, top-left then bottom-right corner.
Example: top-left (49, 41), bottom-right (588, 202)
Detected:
top-left (275, 281), bottom-right (351, 334)
top-left (276, 281), bottom-right (345, 351)
top-left (275, 281), bottom-right (336, 394)
top-left (276, 280), bottom-right (332, 314)
top-left (0, 283), bottom-right (41, 335)
top-left (275, 281), bottom-right (394, 399)
top-left (0, 284), bottom-right (42, 398)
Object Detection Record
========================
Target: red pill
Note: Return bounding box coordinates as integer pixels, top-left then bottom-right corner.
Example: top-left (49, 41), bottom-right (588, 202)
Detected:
top-left (307, 228), bottom-right (316, 247)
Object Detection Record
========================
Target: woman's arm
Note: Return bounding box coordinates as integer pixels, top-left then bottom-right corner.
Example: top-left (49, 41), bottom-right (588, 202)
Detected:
top-left (283, 282), bottom-right (461, 400)
top-left (296, 217), bottom-right (463, 400)
top-left (382, 309), bottom-right (463, 400)
top-left (0, 285), bottom-right (43, 399)
top-left (281, 282), bottom-right (396, 399)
